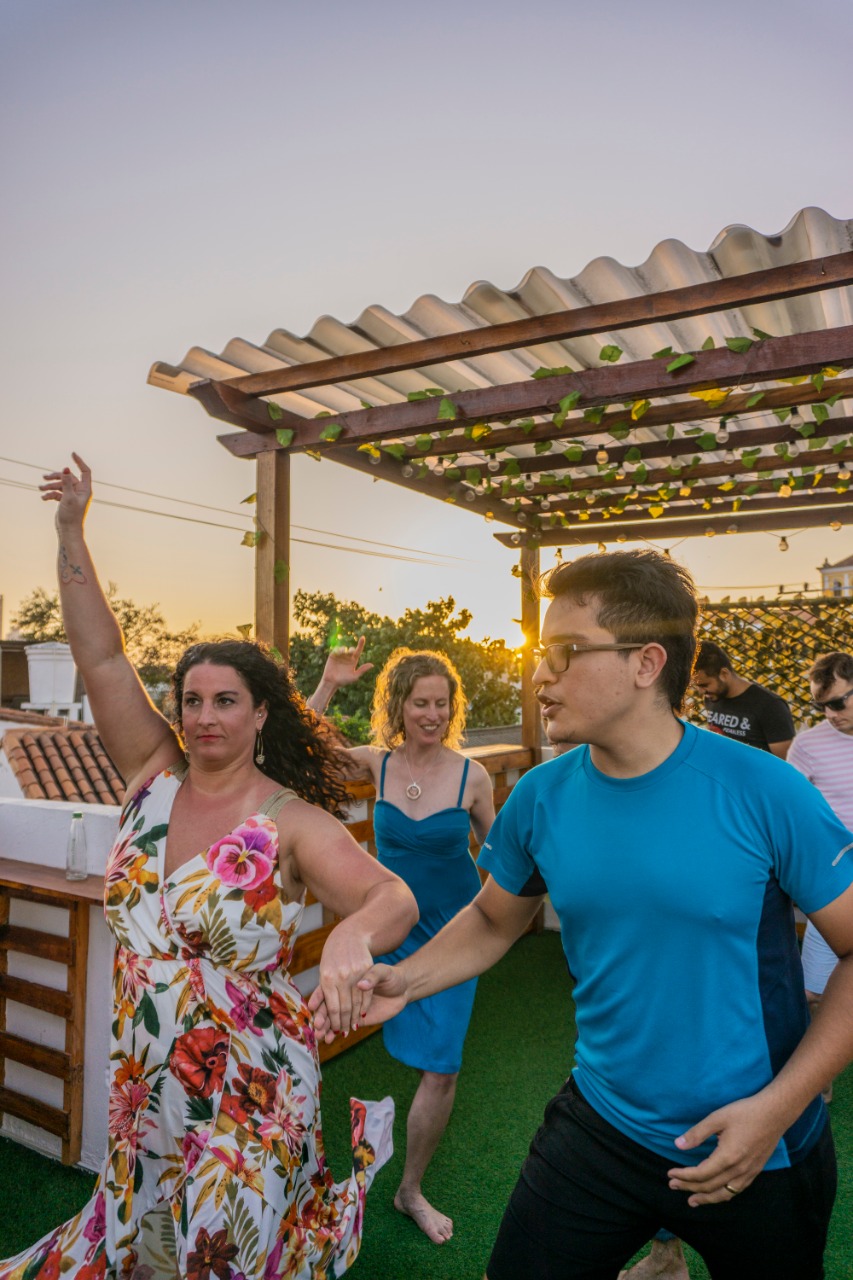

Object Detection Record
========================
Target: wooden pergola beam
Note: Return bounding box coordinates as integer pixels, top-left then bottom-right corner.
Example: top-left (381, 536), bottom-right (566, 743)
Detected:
top-left (216, 375), bottom-right (853, 463)
top-left (198, 326), bottom-right (853, 452)
top-left (495, 495), bottom-right (853, 547)
top-left (508, 415), bottom-right (853, 481)
top-left (213, 252), bottom-right (853, 398)
top-left (395, 377), bottom-right (853, 459)
top-left (526, 444), bottom-right (853, 500)
top-left (551, 474), bottom-right (849, 515)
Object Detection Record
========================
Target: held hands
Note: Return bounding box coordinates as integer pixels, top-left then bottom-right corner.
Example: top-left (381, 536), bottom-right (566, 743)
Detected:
top-left (40, 453), bottom-right (92, 531)
top-left (308, 961), bottom-right (409, 1044)
top-left (306, 921), bottom-right (378, 1043)
top-left (667, 1092), bottom-right (787, 1206)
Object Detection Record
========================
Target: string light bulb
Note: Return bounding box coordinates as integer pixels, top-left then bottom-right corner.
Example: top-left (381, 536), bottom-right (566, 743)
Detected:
top-left (401, 464), bottom-right (414, 478)
top-left (705, 526), bottom-right (716, 537)
top-left (369, 453), bottom-right (381, 466)
top-left (487, 458), bottom-right (500, 472)
top-left (432, 463), bottom-right (445, 477)
top-left (597, 541), bottom-right (606, 553)
top-left (723, 450), bottom-right (736, 465)
top-left (465, 489), bottom-right (476, 502)
top-left (716, 424), bottom-right (730, 445)
top-left (779, 482), bottom-right (793, 497)
top-left (839, 466), bottom-right (852, 482)
top-left (524, 478), bottom-right (535, 491)
top-left (540, 499), bottom-right (551, 511)
top-left (830, 521), bottom-right (842, 531)
top-left (595, 447), bottom-right (609, 465)
top-left (787, 440), bottom-right (800, 458)
top-left (679, 485), bottom-right (691, 498)
top-left (778, 536), bottom-right (789, 552)
top-left (510, 532), bottom-right (522, 544)
top-left (484, 510), bottom-right (494, 522)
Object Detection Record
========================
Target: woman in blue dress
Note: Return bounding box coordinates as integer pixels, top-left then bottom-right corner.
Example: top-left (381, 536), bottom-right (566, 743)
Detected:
top-left (309, 645), bottom-right (495, 1245)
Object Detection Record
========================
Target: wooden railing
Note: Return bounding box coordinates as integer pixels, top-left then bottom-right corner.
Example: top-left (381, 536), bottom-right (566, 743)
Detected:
top-left (0, 860), bottom-right (98, 1164)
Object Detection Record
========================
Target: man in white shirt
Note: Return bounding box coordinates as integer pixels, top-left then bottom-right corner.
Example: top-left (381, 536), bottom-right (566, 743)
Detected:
top-left (788, 651), bottom-right (853, 1102)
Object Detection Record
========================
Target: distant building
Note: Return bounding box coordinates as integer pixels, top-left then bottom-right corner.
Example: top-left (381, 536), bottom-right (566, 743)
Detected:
top-left (819, 554), bottom-right (853, 598)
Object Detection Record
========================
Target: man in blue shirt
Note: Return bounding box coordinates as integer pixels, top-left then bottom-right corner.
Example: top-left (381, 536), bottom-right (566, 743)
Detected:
top-left (313, 549), bottom-right (853, 1279)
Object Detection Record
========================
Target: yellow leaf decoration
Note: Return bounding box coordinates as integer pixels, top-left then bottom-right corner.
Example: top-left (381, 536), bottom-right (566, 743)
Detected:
top-left (631, 399), bottom-right (651, 421)
top-left (357, 443), bottom-right (381, 459)
top-left (648, 504), bottom-right (665, 518)
top-left (689, 387), bottom-right (729, 406)
top-left (469, 422), bottom-right (491, 441)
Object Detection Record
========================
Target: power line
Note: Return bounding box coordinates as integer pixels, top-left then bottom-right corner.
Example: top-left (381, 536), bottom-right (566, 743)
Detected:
top-left (0, 476), bottom-right (470, 569)
top-left (0, 454), bottom-right (474, 562)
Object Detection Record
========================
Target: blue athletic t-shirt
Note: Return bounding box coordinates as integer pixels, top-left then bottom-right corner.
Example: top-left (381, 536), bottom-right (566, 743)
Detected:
top-left (479, 721), bottom-right (853, 1169)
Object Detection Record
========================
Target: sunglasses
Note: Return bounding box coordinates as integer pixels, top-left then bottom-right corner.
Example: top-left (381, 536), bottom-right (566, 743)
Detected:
top-left (531, 642), bottom-right (644, 675)
top-left (809, 688), bottom-right (853, 715)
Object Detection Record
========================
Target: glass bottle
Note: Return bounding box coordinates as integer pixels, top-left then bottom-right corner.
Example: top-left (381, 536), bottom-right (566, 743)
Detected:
top-left (65, 811), bottom-right (87, 881)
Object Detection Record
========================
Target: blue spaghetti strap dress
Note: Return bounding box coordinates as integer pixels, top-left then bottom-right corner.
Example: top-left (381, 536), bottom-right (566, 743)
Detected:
top-left (373, 753), bottom-right (482, 1074)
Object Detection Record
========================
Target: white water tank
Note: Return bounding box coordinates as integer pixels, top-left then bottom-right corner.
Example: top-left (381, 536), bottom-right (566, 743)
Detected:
top-left (24, 642), bottom-right (79, 713)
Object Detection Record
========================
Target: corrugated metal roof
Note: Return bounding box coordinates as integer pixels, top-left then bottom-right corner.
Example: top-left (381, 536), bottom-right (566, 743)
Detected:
top-left (150, 206), bottom-right (853, 413)
top-left (149, 207), bottom-right (853, 539)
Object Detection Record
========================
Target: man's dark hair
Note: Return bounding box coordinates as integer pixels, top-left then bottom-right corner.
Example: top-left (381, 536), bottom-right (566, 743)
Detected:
top-left (694, 640), bottom-right (734, 679)
top-left (807, 651), bottom-right (853, 695)
top-left (540, 549), bottom-right (698, 711)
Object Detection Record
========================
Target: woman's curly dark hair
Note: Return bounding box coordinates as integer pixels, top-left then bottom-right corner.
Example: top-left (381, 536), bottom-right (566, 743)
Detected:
top-left (171, 640), bottom-right (350, 817)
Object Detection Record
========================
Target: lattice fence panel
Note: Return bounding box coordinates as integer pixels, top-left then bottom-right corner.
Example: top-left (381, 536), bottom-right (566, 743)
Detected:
top-left (685, 598), bottom-right (853, 730)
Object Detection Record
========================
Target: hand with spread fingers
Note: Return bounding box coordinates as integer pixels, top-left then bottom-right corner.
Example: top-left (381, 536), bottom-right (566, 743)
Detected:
top-left (667, 1093), bottom-right (787, 1206)
top-left (40, 451), bottom-right (93, 533)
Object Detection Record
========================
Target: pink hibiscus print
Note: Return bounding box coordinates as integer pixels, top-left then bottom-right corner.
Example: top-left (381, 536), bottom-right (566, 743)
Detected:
top-left (225, 977), bottom-right (265, 1035)
top-left (182, 1127), bottom-right (211, 1173)
top-left (206, 817), bottom-right (277, 892)
top-left (82, 1191), bottom-right (106, 1244)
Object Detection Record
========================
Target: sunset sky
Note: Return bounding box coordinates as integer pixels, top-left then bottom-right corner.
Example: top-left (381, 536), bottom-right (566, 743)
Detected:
top-left (2, 0), bottom-right (851, 650)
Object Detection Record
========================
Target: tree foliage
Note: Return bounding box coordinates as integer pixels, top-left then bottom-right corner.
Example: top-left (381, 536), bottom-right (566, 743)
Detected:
top-left (12, 585), bottom-right (200, 689)
top-left (290, 591), bottom-right (520, 742)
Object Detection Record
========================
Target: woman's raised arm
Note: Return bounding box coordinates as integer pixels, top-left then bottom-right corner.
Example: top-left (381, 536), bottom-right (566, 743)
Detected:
top-left (40, 455), bottom-right (179, 785)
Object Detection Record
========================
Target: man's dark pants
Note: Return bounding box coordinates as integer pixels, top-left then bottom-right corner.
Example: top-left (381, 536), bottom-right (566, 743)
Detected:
top-left (487, 1077), bottom-right (836, 1280)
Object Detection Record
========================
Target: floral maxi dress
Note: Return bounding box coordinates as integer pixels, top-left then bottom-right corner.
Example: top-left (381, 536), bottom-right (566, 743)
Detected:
top-left (0, 767), bottom-right (394, 1280)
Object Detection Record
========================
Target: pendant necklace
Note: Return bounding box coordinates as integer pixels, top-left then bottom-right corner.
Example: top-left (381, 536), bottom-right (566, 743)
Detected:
top-left (402, 745), bottom-right (439, 800)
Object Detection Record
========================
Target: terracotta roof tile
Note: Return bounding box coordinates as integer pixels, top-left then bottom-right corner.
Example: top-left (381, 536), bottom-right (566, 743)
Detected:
top-left (2, 727), bottom-right (125, 806)
top-left (0, 707), bottom-right (87, 729)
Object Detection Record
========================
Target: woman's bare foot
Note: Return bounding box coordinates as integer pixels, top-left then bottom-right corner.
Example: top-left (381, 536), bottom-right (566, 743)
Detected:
top-left (618, 1236), bottom-right (689, 1278)
top-left (394, 1187), bottom-right (453, 1244)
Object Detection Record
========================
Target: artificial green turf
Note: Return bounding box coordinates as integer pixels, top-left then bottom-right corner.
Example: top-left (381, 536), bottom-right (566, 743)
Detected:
top-left (0, 932), bottom-right (851, 1278)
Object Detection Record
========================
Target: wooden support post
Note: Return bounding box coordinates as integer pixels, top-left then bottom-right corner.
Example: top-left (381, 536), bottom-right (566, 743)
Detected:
top-left (0, 893), bottom-right (7, 1123)
top-left (255, 450), bottom-right (291, 659)
top-left (63, 901), bottom-right (88, 1165)
top-left (520, 545), bottom-right (541, 764)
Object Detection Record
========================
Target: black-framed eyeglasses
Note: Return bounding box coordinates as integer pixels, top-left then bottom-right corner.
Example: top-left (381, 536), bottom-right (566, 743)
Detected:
top-left (809, 688), bottom-right (853, 715)
top-left (531, 642), bottom-right (645, 675)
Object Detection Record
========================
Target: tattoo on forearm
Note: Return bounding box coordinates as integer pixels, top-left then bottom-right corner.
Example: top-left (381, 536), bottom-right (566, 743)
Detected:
top-left (59, 545), bottom-right (87, 586)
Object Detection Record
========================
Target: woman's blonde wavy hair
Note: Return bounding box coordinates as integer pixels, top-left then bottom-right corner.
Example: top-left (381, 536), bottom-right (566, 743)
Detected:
top-left (371, 648), bottom-right (467, 750)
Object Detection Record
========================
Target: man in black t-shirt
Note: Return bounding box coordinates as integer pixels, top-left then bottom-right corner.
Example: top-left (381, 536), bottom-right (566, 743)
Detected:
top-left (692, 640), bottom-right (794, 758)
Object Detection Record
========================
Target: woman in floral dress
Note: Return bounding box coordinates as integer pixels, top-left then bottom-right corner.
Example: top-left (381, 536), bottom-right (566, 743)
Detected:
top-left (0, 455), bottom-right (418, 1280)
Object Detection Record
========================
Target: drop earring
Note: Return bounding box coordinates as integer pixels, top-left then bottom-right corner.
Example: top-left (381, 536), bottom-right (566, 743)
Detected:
top-left (255, 730), bottom-right (265, 766)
